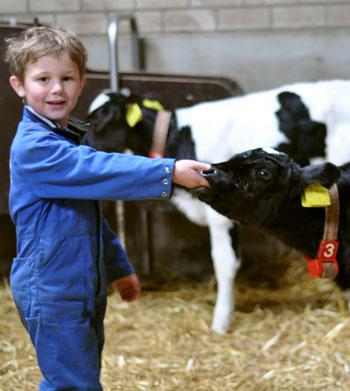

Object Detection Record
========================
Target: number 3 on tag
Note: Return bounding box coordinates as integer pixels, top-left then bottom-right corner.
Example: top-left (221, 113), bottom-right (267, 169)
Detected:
top-left (317, 240), bottom-right (339, 259)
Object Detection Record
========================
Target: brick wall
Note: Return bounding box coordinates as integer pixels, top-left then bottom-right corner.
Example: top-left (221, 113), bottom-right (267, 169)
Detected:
top-left (1, 1), bottom-right (350, 91)
top-left (2, 1), bottom-right (350, 35)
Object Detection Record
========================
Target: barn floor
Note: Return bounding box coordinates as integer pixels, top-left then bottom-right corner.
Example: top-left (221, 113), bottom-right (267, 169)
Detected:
top-left (1, 250), bottom-right (350, 391)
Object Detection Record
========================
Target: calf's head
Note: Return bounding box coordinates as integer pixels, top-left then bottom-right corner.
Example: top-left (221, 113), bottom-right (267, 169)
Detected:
top-left (85, 92), bottom-right (130, 152)
top-left (192, 148), bottom-right (340, 227)
top-left (86, 91), bottom-right (165, 156)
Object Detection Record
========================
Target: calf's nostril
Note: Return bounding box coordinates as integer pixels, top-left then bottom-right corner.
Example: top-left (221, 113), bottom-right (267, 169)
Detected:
top-left (200, 168), bottom-right (216, 177)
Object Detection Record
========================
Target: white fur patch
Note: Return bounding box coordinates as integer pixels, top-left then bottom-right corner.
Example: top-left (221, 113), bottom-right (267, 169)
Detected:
top-left (262, 147), bottom-right (281, 155)
top-left (88, 88), bottom-right (131, 115)
top-left (88, 92), bottom-right (111, 115)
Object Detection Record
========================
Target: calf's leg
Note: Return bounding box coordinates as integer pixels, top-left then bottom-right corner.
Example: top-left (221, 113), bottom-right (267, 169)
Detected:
top-left (206, 207), bottom-right (239, 333)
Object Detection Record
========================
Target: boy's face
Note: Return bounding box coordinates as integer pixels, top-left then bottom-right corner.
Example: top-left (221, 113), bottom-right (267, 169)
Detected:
top-left (10, 53), bottom-right (86, 128)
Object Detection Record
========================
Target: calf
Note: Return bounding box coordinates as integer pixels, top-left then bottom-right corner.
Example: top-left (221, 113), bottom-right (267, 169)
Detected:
top-left (86, 80), bottom-right (350, 333)
top-left (192, 148), bottom-right (350, 291)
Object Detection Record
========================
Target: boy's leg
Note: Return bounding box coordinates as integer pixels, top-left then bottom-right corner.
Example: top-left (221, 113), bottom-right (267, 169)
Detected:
top-left (26, 311), bottom-right (104, 391)
top-left (10, 235), bottom-right (107, 390)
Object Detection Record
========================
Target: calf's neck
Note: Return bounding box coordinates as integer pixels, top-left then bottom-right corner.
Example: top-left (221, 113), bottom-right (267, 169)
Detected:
top-left (193, 148), bottom-right (350, 291)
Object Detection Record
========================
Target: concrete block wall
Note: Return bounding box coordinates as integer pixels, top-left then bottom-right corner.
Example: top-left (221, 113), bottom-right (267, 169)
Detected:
top-left (1, 1), bottom-right (350, 92)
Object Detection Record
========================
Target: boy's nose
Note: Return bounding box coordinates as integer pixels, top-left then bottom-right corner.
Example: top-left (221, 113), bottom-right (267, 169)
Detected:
top-left (51, 81), bottom-right (63, 93)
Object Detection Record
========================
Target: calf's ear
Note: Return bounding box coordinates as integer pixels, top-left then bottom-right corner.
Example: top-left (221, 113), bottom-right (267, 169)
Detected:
top-left (300, 162), bottom-right (340, 189)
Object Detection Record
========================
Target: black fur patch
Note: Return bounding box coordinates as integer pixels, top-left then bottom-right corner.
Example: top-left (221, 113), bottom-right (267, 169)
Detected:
top-left (165, 125), bottom-right (196, 161)
top-left (275, 91), bottom-right (327, 166)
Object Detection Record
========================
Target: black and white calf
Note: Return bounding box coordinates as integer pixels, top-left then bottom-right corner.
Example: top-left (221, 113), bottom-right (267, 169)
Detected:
top-left (192, 147), bottom-right (350, 291)
top-left (86, 79), bottom-right (350, 333)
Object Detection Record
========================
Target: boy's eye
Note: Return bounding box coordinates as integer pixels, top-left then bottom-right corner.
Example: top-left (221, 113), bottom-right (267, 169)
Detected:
top-left (63, 75), bottom-right (76, 82)
top-left (39, 77), bottom-right (48, 82)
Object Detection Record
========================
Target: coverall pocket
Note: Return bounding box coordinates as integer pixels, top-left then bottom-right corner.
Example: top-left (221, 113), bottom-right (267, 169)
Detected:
top-left (10, 257), bottom-right (32, 322)
top-left (37, 235), bottom-right (88, 321)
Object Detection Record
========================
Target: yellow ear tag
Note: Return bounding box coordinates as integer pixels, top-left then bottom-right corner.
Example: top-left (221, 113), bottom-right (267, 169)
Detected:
top-left (301, 184), bottom-right (331, 207)
top-left (126, 103), bottom-right (143, 127)
top-left (142, 99), bottom-right (164, 111)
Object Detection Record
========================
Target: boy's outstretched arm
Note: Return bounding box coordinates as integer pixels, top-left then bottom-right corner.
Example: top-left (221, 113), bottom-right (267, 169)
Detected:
top-left (113, 273), bottom-right (141, 302)
top-left (173, 160), bottom-right (211, 189)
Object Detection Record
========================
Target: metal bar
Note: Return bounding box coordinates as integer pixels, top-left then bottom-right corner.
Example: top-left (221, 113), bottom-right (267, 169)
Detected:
top-left (108, 14), bottom-right (140, 92)
top-left (107, 15), bottom-right (142, 262)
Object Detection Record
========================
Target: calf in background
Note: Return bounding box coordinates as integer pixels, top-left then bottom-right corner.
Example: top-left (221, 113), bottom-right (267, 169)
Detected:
top-left (193, 148), bottom-right (350, 293)
top-left (86, 80), bottom-right (350, 333)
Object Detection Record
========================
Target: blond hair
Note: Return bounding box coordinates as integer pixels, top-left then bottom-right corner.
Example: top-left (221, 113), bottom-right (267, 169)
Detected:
top-left (4, 25), bottom-right (88, 81)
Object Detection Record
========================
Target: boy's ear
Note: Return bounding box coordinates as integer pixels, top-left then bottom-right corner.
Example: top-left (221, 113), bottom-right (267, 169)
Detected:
top-left (79, 75), bottom-right (86, 96)
top-left (9, 76), bottom-right (25, 98)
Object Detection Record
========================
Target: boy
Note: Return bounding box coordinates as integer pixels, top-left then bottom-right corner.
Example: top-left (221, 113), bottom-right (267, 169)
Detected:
top-left (5, 25), bottom-right (210, 391)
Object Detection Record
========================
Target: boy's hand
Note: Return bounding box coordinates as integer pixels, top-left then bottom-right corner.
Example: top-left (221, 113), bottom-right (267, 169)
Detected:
top-left (113, 273), bottom-right (141, 302)
top-left (173, 160), bottom-right (211, 189)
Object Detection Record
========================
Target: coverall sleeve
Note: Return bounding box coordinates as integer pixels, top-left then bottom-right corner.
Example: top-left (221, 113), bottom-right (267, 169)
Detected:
top-left (15, 128), bottom-right (175, 201)
top-left (102, 216), bottom-right (133, 283)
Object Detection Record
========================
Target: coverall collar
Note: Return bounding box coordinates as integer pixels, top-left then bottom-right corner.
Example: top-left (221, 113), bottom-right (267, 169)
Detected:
top-left (25, 105), bottom-right (92, 145)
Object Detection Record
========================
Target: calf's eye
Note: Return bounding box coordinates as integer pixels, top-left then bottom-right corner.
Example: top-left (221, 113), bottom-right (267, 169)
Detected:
top-left (257, 169), bottom-right (271, 180)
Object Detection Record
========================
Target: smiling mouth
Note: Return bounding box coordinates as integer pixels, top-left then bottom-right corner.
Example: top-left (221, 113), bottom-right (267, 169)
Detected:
top-left (47, 101), bottom-right (65, 106)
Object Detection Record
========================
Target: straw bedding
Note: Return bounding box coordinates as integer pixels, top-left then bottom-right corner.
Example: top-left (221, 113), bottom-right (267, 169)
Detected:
top-left (1, 251), bottom-right (350, 391)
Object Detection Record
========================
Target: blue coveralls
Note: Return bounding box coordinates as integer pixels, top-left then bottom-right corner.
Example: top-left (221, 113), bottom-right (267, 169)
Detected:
top-left (9, 106), bottom-right (176, 391)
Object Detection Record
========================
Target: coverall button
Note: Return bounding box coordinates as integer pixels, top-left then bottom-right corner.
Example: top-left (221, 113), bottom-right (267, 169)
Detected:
top-left (162, 192), bottom-right (168, 197)
top-left (164, 166), bottom-right (171, 173)
top-left (163, 179), bottom-right (169, 185)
